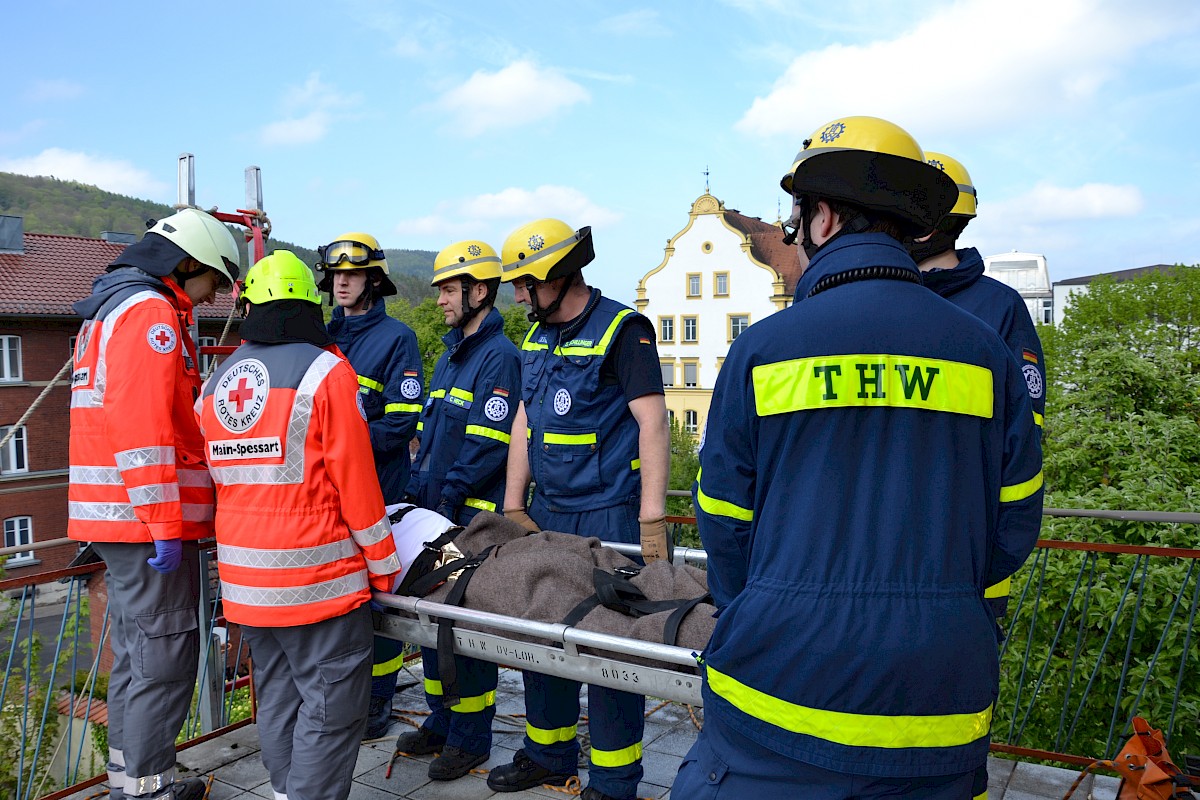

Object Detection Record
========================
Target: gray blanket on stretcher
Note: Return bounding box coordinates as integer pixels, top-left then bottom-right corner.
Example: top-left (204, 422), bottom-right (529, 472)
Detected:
top-left (415, 512), bottom-right (716, 673)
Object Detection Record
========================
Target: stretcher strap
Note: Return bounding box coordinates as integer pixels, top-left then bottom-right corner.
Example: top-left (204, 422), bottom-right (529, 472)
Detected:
top-left (562, 568), bottom-right (712, 646)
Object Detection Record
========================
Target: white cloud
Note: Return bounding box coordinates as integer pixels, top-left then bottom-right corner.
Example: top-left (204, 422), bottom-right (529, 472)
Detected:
top-left (431, 61), bottom-right (589, 137)
top-left (259, 73), bottom-right (362, 146)
top-left (24, 79), bottom-right (85, 102)
top-left (394, 185), bottom-right (621, 239)
top-left (598, 10), bottom-right (670, 37)
top-left (0, 148), bottom-right (168, 198)
top-left (736, 0), bottom-right (1198, 139)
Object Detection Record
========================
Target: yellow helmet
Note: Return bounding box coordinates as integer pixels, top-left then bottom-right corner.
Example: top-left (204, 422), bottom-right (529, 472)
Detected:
top-left (432, 240), bottom-right (502, 286)
top-left (924, 152), bottom-right (977, 218)
top-left (501, 219), bottom-right (594, 283)
top-left (316, 231), bottom-right (397, 296)
top-left (779, 115), bottom-right (958, 234)
top-left (242, 250), bottom-right (320, 306)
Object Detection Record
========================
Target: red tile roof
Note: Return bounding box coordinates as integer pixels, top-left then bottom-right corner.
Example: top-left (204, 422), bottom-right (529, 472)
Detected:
top-left (0, 233), bottom-right (237, 319)
top-left (723, 210), bottom-right (803, 297)
top-left (57, 692), bottom-right (109, 727)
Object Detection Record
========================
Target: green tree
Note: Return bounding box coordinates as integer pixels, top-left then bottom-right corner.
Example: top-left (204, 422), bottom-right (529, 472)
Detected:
top-left (667, 422), bottom-right (701, 547)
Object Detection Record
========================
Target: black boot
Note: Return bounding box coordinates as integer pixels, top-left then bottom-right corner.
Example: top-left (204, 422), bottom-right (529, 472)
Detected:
top-left (394, 726), bottom-right (446, 756)
top-left (581, 786), bottom-right (631, 800)
top-left (485, 749), bottom-right (575, 793)
top-left (363, 693), bottom-right (392, 740)
top-left (428, 746), bottom-right (488, 781)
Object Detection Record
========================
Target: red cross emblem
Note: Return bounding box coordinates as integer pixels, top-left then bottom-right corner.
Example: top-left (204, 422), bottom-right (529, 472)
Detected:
top-left (155, 329), bottom-right (172, 347)
top-left (227, 378), bottom-right (253, 412)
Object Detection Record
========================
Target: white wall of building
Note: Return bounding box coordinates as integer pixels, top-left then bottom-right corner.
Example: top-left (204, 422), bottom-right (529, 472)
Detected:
top-left (984, 251), bottom-right (1053, 326)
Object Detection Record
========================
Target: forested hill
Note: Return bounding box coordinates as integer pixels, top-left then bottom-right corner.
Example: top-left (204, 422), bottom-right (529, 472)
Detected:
top-left (0, 171), bottom-right (442, 304)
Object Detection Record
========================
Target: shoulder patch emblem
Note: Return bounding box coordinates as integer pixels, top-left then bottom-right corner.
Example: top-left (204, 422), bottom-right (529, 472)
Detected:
top-left (356, 391), bottom-right (367, 420)
top-left (484, 396), bottom-right (509, 422)
top-left (146, 323), bottom-right (177, 354)
top-left (553, 388), bottom-right (572, 416)
top-left (214, 358), bottom-right (270, 434)
top-left (1022, 364), bottom-right (1044, 400)
top-left (401, 377), bottom-right (422, 400)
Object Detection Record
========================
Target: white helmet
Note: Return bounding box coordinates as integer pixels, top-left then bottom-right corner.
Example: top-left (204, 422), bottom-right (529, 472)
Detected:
top-left (146, 208), bottom-right (241, 292)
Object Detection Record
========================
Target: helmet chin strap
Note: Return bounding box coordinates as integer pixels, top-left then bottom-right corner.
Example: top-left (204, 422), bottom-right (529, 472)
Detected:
top-left (524, 276), bottom-right (574, 324)
top-left (456, 277), bottom-right (484, 329)
top-left (796, 195), bottom-right (871, 261)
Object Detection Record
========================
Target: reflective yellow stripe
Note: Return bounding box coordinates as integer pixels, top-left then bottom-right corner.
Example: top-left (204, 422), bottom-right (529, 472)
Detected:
top-left (544, 432), bottom-right (597, 445)
top-left (1000, 470), bottom-right (1043, 502)
top-left (1033, 411), bottom-right (1044, 427)
top-left (386, 403), bottom-right (423, 414)
top-left (526, 428), bottom-right (532, 439)
top-left (553, 310), bottom-right (632, 356)
top-left (358, 375), bottom-right (384, 393)
top-left (985, 577), bottom-right (1011, 599)
top-left (417, 421), bottom-right (424, 432)
top-left (695, 467), bottom-right (753, 522)
top-left (974, 793), bottom-right (987, 800)
top-left (430, 389), bottom-right (447, 399)
top-left (450, 387), bottom-right (474, 402)
top-left (631, 458), bottom-right (640, 470)
top-left (464, 497), bottom-right (497, 512)
top-left (707, 666), bottom-right (992, 749)
top-left (522, 324), bottom-right (547, 351)
top-left (423, 680), bottom-right (497, 713)
top-left (526, 722), bottom-right (577, 745)
top-left (373, 653), bottom-right (407, 676)
top-left (589, 741), bottom-right (643, 768)
top-left (753, 354), bottom-right (993, 419)
top-left (466, 424), bottom-right (511, 444)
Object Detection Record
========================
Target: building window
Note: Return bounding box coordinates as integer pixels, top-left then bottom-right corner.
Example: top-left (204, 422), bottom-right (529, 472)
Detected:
top-left (716, 357), bottom-right (725, 375)
top-left (701, 241), bottom-right (713, 254)
top-left (3, 516), bottom-right (34, 564)
top-left (685, 410), bottom-right (698, 435)
top-left (682, 316), bottom-right (698, 343)
top-left (69, 335), bottom-right (78, 357)
top-left (1, 425), bottom-right (28, 474)
top-left (683, 361), bottom-right (698, 387)
top-left (659, 317), bottom-right (674, 343)
top-left (686, 273), bottom-right (702, 298)
top-left (729, 314), bottom-right (750, 341)
top-left (660, 361), bottom-right (675, 387)
top-left (714, 273), bottom-right (729, 297)
top-left (0, 335), bottom-right (22, 382)
top-left (198, 336), bottom-right (217, 375)
top-left (1040, 299), bottom-right (1053, 325)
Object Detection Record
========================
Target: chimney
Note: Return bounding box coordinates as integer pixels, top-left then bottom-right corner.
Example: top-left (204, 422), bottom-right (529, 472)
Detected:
top-left (101, 231), bottom-right (137, 245)
top-left (0, 215), bottom-right (23, 254)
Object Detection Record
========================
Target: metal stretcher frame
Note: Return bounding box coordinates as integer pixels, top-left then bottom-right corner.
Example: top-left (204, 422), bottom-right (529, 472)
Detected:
top-left (371, 544), bottom-right (711, 706)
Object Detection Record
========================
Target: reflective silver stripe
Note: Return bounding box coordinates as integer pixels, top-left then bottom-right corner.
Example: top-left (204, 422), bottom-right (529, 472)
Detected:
top-left (178, 468), bottom-right (213, 488)
top-left (183, 503), bottom-right (214, 522)
top-left (71, 389), bottom-right (99, 408)
top-left (93, 290), bottom-right (168, 405)
top-left (115, 446), bottom-right (176, 472)
top-left (366, 553), bottom-right (402, 574)
top-left (127, 483), bottom-right (181, 508)
top-left (501, 228), bottom-right (584, 274)
top-left (209, 351), bottom-right (340, 486)
top-left (217, 539), bottom-right (359, 569)
top-left (351, 516), bottom-right (391, 548)
top-left (69, 500), bottom-right (136, 522)
top-left (432, 254), bottom-right (501, 278)
top-left (127, 766), bottom-right (176, 796)
top-left (221, 571), bottom-right (369, 608)
top-left (69, 465), bottom-right (123, 485)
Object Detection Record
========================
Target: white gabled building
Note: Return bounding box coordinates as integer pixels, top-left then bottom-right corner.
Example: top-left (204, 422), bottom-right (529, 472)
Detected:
top-left (1051, 264), bottom-right (1176, 327)
top-left (636, 192), bottom-right (800, 436)
top-left (983, 250), bottom-right (1053, 326)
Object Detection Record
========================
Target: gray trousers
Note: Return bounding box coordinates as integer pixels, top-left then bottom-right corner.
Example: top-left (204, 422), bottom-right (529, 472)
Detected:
top-left (242, 603), bottom-right (373, 800)
top-left (94, 541), bottom-right (201, 798)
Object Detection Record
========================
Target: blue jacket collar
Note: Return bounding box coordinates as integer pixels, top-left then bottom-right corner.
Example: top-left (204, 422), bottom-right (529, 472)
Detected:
top-left (920, 247), bottom-right (984, 299)
top-left (441, 307), bottom-right (505, 360)
top-left (794, 233), bottom-right (920, 302)
top-left (327, 298), bottom-right (387, 336)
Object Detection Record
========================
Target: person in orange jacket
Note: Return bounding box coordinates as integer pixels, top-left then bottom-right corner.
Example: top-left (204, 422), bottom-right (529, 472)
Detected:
top-left (69, 207), bottom-right (240, 800)
top-left (196, 250), bottom-right (402, 800)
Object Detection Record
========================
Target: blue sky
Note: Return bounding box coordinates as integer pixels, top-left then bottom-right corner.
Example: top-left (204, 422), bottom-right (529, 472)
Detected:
top-left (3, 0), bottom-right (1198, 304)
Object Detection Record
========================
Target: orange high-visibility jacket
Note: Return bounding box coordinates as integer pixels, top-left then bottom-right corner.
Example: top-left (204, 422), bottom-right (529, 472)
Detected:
top-left (68, 275), bottom-right (214, 544)
top-left (196, 340), bottom-right (402, 627)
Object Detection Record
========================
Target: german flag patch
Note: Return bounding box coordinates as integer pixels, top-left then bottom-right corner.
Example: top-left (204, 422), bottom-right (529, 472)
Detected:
top-left (639, 337), bottom-right (651, 345)
top-left (404, 370), bottom-right (419, 377)
top-left (494, 387), bottom-right (509, 397)
top-left (1022, 349), bottom-right (1039, 364)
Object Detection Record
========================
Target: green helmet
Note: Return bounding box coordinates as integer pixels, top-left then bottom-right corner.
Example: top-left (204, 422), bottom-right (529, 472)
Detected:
top-left (241, 250), bottom-right (320, 306)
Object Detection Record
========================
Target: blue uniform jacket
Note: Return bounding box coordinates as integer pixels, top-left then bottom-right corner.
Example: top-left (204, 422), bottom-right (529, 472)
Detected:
top-left (694, 233), bottom-right (1043, 778)
top-left (521, 290), bottom-right (644, 514)
top-left (923, 247), bottom-right (1046, 426)
top-left (408, 308), bottom-right (522, 523)
top-left (328, 301), bottom-right (422, 503)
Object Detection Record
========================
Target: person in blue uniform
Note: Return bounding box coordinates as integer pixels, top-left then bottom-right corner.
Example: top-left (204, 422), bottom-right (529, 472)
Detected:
top-left (486, 219), bottom-right (671, 800)
top-left (673, 116), bottom-right (1044, 800)
top-left (318, 231), bottom-right (423, 740)
top-left (908, 151), bottom-right (1047, 625)
top-left (395, 239), bottom-right (521, 781)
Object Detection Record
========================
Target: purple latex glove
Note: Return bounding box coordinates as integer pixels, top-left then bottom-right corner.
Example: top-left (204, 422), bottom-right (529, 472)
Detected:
top-left (146, 538), bottom-right (183, 573)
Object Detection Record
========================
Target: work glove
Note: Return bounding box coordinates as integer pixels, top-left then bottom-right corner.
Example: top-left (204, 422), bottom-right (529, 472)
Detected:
top-left (504, 507), bottom-right (540, 533)
top-left (435, 499), bottom-right (459, 525)
top-left (639, 516), bottom-right (673, 564)
top-left (146, 538), bottom-right (184, 573)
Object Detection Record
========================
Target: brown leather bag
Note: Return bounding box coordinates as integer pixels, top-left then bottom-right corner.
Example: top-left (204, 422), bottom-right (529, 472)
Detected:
top-left (1063, 717), bottom-right (1198, 799)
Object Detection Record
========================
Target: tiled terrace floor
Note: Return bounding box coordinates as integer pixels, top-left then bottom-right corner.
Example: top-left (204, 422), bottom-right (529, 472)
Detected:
top-left (58, 665), bottom-right (1121, 800)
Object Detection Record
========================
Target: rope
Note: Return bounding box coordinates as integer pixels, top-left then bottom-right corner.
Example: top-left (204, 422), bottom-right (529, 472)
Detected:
top-left (0, 357), bottom-right (72, 451)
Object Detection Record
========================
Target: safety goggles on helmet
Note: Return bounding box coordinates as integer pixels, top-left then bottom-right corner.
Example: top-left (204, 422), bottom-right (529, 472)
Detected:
top-left (318, 239), bottom-right (386, 268)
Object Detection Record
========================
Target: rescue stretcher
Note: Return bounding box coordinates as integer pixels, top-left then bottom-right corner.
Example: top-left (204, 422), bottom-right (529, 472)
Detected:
top-left (372, 542), bottom-right (711, 706)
